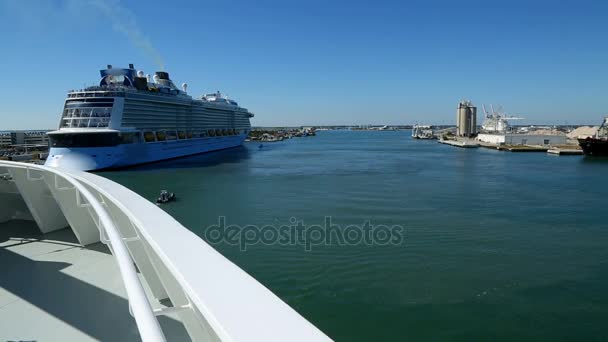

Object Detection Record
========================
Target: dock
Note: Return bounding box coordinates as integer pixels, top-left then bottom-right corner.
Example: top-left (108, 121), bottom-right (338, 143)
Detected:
top-left (496, 145), bottom-right (549, 152)
top-left (547, 148), bottom-right (583, 155)
top-left (438, 139), bottom-right (479, 148)
top-left (437, 138), bottom-right (584, 155)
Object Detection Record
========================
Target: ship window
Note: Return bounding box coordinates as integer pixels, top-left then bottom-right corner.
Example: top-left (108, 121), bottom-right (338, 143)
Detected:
top-left (60, 107), bottom-right (111, 128)
top-left (543, 139), bottom-right (550, 145)
top-left (177, 131), bottom-right (186, 139)
top-left (166, 131), bottom-right (177, 140)
top-left (143, 131), bottom-right (155, 142)
top-left (104, 74), bottom-right (126, 85)
top-left (119, 132), bottom-right (138, 144)
top-left (208, 130), bottom-right (215, 137)
top-left (156, 131), bottom-right (166, 141)
top-left (49, 133), bottom-right (119, 148)
top-left (90, 118), bottom-right (110, 127)
top-left (186, 131), bottom-right (193, 139)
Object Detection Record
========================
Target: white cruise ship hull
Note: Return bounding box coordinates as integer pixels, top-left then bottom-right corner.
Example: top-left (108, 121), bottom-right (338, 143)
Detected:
top-left (46, 134), bottom-right (247, 171)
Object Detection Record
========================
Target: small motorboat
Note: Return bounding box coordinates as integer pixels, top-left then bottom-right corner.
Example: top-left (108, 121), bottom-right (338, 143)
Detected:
top-left (156, 190), bottom-right (176, 204)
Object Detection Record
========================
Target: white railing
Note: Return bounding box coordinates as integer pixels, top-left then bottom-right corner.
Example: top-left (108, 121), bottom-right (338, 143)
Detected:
top-left (0, 161), bottom-right (332, 342)
top-left (2, 161), bottom-right (166, 341)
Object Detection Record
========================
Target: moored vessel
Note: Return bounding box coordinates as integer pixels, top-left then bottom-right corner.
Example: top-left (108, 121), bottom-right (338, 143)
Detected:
top-left (45, 64), bottom-right (254, 171)
top-left (578, 117), bottom-right (608, 156)
top-left (412, 124), bottom-right (437, 139)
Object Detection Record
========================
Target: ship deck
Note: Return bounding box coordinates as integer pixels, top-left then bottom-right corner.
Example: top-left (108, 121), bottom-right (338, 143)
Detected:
top-left (0, 220), bottom-right (189, 341)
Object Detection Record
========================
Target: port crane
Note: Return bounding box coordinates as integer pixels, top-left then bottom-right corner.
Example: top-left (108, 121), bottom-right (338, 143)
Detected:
top-left (481, 104), bottom-right (524, 132)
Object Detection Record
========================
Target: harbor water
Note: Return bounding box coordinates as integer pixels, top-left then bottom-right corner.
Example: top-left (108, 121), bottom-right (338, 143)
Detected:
top-left (102, 131), bottom-right (608, 341)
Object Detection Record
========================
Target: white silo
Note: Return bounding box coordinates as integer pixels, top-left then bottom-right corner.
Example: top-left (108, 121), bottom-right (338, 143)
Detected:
top-left (469, 105), bottom-right (477, 135)
top-left (456, 100), bottom-right (477, 137)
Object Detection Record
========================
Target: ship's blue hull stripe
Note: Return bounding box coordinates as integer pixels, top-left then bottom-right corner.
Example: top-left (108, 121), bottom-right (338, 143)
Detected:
top-left (45, 135), bottom-right (247, 171)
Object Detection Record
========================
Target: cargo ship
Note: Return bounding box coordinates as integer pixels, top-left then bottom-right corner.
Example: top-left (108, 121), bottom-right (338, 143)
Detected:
top-left (45, 64), bottom-right (254, 171)
top-left (578, 117), bottom-right (608, 156)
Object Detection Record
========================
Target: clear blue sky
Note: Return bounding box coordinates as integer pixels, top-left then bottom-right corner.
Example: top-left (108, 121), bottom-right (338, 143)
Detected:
top-left (1, 0), bottom-right (607, 129)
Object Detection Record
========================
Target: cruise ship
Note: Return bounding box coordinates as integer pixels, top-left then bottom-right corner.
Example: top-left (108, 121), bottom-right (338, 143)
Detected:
top-left (45, 64), bottom-right (254, 171)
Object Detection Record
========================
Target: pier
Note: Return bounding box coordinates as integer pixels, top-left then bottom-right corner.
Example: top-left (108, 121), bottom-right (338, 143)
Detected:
top-left (438, 139), bottom-right (479, 148)
top-left (495, 145), bottom-right (549, 152)
top-left (547, 148), bottom-right (584, 155)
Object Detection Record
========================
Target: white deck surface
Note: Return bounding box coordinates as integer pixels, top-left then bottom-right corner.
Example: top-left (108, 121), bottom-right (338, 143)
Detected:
top-left (0, 220), bottom-right (188, 342)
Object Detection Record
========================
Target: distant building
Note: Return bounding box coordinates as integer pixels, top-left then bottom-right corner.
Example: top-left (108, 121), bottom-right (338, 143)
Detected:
top-left (23, 131), bottom-right (50, 146)
top-left (0, 130), bottom-right (50, 147)
top-left (0, 132), bottom-right (11, 147)
top-left (456, 100), bottom-right (477, 137)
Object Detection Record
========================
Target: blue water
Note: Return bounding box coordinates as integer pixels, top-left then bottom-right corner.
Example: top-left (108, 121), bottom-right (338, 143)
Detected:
top-left (103, 131), bottom-right (608, 341)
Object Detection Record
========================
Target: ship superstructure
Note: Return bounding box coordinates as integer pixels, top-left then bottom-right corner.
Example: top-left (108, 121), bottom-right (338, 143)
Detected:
top-left (45, 64), bottom-right (254, 170)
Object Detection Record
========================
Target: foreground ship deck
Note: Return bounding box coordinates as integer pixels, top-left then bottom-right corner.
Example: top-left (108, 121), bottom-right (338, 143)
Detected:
top-left (0, 161), bottom-right (331, 341)
top-left (0, 221), bottom-right (189, 341)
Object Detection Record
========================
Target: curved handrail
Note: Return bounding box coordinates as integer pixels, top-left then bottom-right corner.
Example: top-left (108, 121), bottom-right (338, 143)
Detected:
top-left (69, 170), bottom-right (333, 342)
top-left (2, 160), bottom-right (333, 341)
top-left (1, 161), bottom-right (165, 342)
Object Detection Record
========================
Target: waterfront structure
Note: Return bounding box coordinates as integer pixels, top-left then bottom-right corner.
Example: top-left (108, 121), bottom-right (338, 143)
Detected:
top-left (0, 160), bottom-right (331, 341)
top-left (477, 133), bottom-right (566, 145)
top-left (578, 117), bottom-right (608, 156)
top-left (480, 105), bottom-right (524, 133)
top-left (45, 64), bottom-right (254, 171)
top-left (0, 130), bottom-right (49, 147)
top-left (475, 105), bottom-right (568, 146)
top-left (438, 139), bottom-right (479, 148)
top-left (456, 100), bottom-right (477, 137)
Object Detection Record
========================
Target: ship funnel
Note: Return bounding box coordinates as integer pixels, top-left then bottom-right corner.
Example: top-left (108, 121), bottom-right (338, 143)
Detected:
top-left (182, 83), bottom-right (188, 92)
top-left (129, 63), bottom-right (134, 69)
top-left (107, 64), bottom-right (112, 69)
top-left (155, 71), bottom-right (170, 80)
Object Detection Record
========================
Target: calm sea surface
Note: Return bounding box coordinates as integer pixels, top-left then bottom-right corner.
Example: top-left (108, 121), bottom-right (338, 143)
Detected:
top-left (102, 131), bottom-right (608, 341)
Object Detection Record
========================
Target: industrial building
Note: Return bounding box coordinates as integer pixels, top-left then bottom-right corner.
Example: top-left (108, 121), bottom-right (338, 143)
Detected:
top-left (456, 100), bottom-right (477, 137)
top-left (477, 133), bottom-right (567, 146)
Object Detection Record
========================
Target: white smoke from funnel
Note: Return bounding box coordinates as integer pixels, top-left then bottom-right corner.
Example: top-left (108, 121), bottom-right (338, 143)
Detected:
top-left (88, 0), bottom-right (165, 70)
